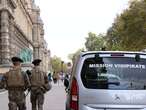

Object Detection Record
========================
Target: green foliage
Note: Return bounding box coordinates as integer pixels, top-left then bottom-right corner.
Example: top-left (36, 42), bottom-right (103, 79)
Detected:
top-left (68, 48), bottom-right (84, 62)
top-left (68, 0), bottom-right (146, 63)
top-left (62, 63), bottom-right (68, 73)
top-left (68, 33), bottom-right (106, 63)
top-left (85, 32), bottom-right (106, 51)
top-left (51, 56), bottom-right (61, 73)
top-left (51, 56), bottom-right (67, 73)
top-left (106, 0), bottom-right (146, 51)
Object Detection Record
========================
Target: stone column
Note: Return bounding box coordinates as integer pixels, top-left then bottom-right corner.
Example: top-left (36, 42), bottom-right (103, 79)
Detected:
top-left (33, 46), bottom-right (39, 59)
top-left (0, 10), bottom-right (10, 64)
top-left (32, 8), bottom-right (43, 63)
top-left (33, 23), bottom-right (40, 59)
top-left (9, 19), bottom-right (15, 58)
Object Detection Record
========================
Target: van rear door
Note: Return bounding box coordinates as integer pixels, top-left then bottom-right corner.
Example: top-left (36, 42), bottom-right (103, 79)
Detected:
top-left (79, 53), bottom-right (146, 110)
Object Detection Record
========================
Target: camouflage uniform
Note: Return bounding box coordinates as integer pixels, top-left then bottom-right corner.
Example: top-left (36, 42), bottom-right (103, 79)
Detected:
top-left (1, 66), bottom-right (30, 110)
top-left (30, 66), bottom-right (48, 110)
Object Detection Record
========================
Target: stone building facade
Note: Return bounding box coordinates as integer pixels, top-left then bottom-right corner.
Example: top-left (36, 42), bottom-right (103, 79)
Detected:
top-left (40, 40), bottom-right (52, 72)
top-left (0, 0), bottom-right (51, 73)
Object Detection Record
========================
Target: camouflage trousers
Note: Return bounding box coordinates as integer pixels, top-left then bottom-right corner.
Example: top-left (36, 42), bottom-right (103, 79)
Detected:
top-left (8, 90), bottom-right (26, 110)
top-left (30, 88), bottom-right (44, 110)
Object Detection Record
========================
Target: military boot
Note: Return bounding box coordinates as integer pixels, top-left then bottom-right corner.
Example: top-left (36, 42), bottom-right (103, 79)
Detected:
top-left (38, 104), bottom-right (43, 110)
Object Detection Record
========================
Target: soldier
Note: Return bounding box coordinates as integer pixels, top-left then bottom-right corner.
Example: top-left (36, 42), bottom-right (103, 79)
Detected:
top-left (0, 57), bottom-right (30, 110)
top-left (29, 59), bottom-right (50, 110)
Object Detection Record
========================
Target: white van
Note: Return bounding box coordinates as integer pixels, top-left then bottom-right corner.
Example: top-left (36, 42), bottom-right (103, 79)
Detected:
top-left (66, 51), bottom-right (146, 110)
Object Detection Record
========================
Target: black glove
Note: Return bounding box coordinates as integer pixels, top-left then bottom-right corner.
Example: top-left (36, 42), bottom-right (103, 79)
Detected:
top-left (28, 87), bottom-right (31, 92)
top-left (26, 70), bottom-right (31, 76)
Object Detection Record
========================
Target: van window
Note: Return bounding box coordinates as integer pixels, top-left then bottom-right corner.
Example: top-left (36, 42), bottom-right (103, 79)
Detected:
top-left (81, 57), bottom-right (146, 90)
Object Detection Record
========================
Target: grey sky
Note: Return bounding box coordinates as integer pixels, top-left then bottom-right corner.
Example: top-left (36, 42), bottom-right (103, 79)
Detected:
top-left (35, 0), bottom-right (129, 62)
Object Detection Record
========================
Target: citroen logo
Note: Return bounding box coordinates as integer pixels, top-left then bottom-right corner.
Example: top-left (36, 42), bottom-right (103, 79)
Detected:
top-left (115, 94), bottom-right (120, 100)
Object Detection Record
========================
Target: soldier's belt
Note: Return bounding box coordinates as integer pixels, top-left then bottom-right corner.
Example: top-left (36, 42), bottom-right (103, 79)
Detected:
top-left (8, 87), bottom-right (25, 91)
top-left (31, 85), bottom-right (44, 88)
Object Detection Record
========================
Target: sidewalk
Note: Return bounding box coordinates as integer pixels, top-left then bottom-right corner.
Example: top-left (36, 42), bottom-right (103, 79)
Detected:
top-left (44, 81), bottom-right (66, 110)
top-left (0, 81), bottom-right (66, 110)
top-left (27, 80), bottom-right (66, 110)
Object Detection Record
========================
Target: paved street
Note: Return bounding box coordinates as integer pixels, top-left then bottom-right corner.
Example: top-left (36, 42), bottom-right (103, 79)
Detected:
top-left (0, 81), bottom-right (66, 110)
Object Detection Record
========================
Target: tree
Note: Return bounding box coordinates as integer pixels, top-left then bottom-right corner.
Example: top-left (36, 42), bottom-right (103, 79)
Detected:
top-left (106, 0), bottom-right (146, 51)
top-left (51, 56), bottom-right (62, 73)
top-left (51, 56), bottom-right (67, 73)
top-left (85, 32), bottom-right (106, 51)
top-left (68, 48), bottom-right (84, 62)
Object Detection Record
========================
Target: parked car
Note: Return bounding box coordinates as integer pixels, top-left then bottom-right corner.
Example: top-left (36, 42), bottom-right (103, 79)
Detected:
top-left (65, 51), bottom-right (146, 110)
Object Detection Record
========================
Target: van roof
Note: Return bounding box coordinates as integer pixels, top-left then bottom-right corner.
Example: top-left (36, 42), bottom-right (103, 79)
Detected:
top-left (81, 51), bottom-right (146, 57)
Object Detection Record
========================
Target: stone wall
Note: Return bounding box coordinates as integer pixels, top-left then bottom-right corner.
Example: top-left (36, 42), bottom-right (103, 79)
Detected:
top-left (0, 0), bottom-right (51, 73)
top-left (14, 0), bottom-right (33, 42)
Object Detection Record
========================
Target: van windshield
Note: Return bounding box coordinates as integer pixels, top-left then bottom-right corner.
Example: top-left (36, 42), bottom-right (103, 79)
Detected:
top-left (81, 57), bottom-right (146, 90)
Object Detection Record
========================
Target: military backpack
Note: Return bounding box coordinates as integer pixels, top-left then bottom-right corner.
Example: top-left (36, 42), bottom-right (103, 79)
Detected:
top-left (30, 67), bottom-right (45, 87)
top-left (6, 68), bottom-right (25, 88)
